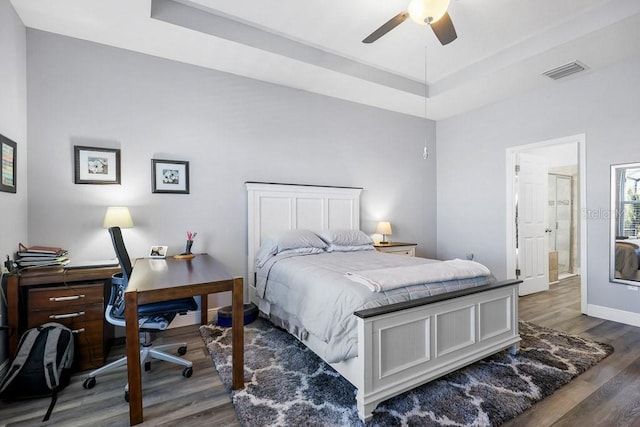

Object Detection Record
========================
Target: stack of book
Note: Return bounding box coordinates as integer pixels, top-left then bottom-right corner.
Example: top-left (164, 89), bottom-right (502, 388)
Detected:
top-left (16, 243), bottom-right (70, 269)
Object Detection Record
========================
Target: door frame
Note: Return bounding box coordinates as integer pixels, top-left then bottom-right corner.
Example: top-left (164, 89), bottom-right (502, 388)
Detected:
top-left (505, 133), bottom-right (587, 313)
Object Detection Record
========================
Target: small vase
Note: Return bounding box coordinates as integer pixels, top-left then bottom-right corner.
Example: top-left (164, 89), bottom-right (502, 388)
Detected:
top-left (184, 240), bottom-right (194, 255)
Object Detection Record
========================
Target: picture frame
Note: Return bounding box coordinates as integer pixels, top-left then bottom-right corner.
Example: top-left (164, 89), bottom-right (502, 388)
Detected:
top-left (1, 134), bottom-right (17, 194)
top-left (151, 159), bottom-right (190, 194)
top-left (149, 246), bottom-right (168, 258)
top-left (74, 145), bottom-right (121, 184)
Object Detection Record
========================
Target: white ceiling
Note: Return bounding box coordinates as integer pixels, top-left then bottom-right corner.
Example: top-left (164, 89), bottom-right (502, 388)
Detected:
top-left (10, 0), bottom-right (640, 120)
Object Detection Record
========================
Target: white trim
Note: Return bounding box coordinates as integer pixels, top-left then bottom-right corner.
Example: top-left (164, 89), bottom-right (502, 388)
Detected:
top-left (166, 307), bottom-right (225, 328)
top-left (167, 311), bottom-right (201, 328)
top-left (587, 303), bottom-right (640, 327)
top-left (506, 133), bottom-right (587, 313)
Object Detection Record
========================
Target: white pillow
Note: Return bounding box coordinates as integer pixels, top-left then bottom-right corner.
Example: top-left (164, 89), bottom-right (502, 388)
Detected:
top-left (318, 229), bottom-right (373, 247)
top-left (255, 238), bottom-right (278, 268)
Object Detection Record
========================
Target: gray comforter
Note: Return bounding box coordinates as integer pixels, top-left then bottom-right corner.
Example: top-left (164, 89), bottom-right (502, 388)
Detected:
top-left (256, 251), bottom-right (492, 363)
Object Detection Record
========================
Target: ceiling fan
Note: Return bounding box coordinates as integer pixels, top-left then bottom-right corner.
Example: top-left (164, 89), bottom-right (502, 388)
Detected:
top-left (363, 0), bottom-right (457, 45)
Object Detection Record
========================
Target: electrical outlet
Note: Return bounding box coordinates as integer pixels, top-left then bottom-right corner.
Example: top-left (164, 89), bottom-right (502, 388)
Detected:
top-left (1, 266), bottom-right (8, 274)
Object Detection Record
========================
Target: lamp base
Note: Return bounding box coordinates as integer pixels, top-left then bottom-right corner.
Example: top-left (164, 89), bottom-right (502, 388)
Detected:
top-left (378, 241), bottom-right (391, 245)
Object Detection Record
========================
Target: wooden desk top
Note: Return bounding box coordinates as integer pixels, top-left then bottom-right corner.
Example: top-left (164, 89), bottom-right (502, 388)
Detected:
top-left (15, 265), bottom-right (121, 286)
top-left (127, 255), bottom-right (234, 304)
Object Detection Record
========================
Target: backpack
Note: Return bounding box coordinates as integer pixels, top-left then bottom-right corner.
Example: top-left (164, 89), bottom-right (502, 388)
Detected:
top-left (0, 322), bottom-right (74, 422)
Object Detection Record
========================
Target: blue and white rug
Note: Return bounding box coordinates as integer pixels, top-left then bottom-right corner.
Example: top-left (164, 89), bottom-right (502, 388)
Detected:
top-left (200, 319), bottom-right (612, 426)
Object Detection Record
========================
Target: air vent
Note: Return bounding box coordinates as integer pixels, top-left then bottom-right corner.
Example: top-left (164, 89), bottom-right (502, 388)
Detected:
top-left (543, 61), bottom-right (589, 80)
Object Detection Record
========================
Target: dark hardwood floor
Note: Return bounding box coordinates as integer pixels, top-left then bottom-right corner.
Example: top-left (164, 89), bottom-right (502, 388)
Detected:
top-left (0, 326), bottom-right (240, 426)
top-left (507, 275), bottom-right (640, 426)
top-left (2, 276), bottom-right (640, 426)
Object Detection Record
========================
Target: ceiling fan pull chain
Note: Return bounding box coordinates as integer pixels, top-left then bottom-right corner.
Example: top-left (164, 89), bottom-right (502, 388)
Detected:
top-left (423, 43), bottom-right (429, 160)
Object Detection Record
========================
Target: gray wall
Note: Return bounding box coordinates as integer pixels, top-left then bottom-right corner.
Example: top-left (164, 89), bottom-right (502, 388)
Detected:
top-left (0, 0), bottom-right (27, 376)
top-left (436, 55), bottom-right (640, 314)
top-left (0, 2), bottom-right (27, 266)
top-left (26, 30), bottom-right (437, 306)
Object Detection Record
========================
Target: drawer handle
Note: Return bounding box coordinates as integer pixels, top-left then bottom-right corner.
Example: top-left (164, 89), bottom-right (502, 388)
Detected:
top-left (49, 294), bottom-right (85, 302)
top-left (72, 328), bottom-right (85, 334)
top-left (49, 311), bottom-right (85, 320)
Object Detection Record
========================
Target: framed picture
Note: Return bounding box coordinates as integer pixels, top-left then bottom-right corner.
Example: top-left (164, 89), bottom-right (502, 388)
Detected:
top-left (74, 145), bottom-right (121, 184)
top-left (151, 159), bottom-right (190, 194)
top-left (149, 246), bottom-right (168, 258)
top-left (1, 134), bottom-right (17, 193)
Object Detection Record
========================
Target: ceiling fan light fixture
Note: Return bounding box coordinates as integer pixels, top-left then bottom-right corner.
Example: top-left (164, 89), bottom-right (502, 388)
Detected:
top-left (408, 0), bottom-right (450, 26)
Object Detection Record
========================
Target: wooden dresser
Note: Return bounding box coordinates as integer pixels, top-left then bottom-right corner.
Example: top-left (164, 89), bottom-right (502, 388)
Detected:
top-left (6, 266), bottom-right (121, 371)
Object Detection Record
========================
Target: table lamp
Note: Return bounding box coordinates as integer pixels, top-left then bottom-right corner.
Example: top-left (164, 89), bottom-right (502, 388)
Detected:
top-left (103, 207), bottom-right (134, 228)
top-left (376, 221), bottom-right (392, 244)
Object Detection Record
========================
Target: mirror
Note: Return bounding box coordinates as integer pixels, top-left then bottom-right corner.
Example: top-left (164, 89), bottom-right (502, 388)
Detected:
top-left (611, 162), bottom-right (640, 285)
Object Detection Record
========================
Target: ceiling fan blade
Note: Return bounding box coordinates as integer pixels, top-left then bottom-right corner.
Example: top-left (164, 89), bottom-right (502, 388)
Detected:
top-left (430, 11), bottom-right (457, 45)
top-left (362, 12), bottom-right (409, 43)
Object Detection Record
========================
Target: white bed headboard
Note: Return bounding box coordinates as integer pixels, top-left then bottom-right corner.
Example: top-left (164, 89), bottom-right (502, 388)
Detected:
top-left (246, 182), bottom-right (363, 289)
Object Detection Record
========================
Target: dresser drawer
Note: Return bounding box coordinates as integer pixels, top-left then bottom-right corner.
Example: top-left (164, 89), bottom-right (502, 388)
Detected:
top-left (375, 244), bottom-right (416, 257)
top-left (386, 247), bottom-right (416, 256)
top-left (29, 283), bottom-right (104, 310)
top-left (24, 317), bottom-right (106, 370)
top-left (27, 282), bottom-right (108, 370)
top-left (27, 302), bottom-right (104, 328)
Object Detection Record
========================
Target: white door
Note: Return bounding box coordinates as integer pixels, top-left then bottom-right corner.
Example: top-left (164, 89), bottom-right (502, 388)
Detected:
top-left (516, 153), bottom-right (549, 295)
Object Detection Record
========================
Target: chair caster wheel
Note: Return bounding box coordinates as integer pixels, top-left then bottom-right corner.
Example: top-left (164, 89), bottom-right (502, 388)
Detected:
top-left (177, 346), bottom-right (187, 356)
top-left (145, 361), bottom-right (151, 371)
top-left (183, 367), bottom-right (193, 378)
top-left (125, 390), bottom-right (129, 402)
top-left (83, 377), bottom-right (96, 389)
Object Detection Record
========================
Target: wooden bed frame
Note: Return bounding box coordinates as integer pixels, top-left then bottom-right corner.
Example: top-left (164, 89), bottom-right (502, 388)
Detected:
top-left (246, 182), bottom-right (521, 421)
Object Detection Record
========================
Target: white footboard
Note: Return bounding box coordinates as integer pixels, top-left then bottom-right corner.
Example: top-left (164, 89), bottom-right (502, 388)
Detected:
top-left (252, 279), bottom-right (521, 422)
top-left (351, 280), bottom-right (520, 421)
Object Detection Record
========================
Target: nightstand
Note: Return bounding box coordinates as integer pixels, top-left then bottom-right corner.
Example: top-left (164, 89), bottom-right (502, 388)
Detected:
top-left (374, 242), bottom-right (417, 257)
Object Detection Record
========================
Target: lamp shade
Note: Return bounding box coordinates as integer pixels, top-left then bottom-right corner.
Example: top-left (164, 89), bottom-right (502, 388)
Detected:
top-left (376, 221), bottom-right (392, 236)
top-left (103, 207), bottom-right (134, 228)
top-left (408, 0), bottom-right (450, 25)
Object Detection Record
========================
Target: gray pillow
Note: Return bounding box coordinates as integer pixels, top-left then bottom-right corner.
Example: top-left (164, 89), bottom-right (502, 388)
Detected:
top-left (276, 229), bottom-right (327, 251)
top-left (318, 229), bottom-right (373, 247)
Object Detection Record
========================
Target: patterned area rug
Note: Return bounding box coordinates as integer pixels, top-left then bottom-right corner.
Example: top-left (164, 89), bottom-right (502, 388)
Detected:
top-left (200, 318), bottom-right (613, 426)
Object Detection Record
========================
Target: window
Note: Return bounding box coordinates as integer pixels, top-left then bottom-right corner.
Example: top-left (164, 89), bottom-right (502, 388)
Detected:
top-left (618, 168), bottom-right (640, 237)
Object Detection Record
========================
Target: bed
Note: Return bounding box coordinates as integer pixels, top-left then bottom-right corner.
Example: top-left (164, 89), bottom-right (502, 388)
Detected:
top-left (615, 238), bottom-right (640, 280)
top-left (246, 182), bottom-right (521, 421)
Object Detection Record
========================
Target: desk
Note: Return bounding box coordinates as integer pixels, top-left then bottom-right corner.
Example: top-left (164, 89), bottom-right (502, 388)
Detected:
top-left (124, 255), bottom-right (244, 425)
top-left (6, 266), bottom-right (121, 368)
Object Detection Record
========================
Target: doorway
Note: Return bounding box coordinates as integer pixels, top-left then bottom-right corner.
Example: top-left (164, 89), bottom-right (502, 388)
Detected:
top-left (506, 134), bottom-right (587, 313)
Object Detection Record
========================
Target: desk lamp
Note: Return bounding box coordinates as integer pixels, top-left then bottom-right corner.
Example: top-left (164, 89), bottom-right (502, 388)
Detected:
top-left (376, 221), bottom-right (392, 244)
top-left (103, 207), bottom-right (134, 228)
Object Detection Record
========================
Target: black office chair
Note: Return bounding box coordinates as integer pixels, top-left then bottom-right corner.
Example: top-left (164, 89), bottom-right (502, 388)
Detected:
top-left (83, 226), bottom-right (199, 400)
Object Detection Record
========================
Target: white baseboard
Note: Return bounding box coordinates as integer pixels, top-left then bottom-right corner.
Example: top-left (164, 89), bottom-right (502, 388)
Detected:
top-left (586, 304), bottom-right (640, 327)
top-left (112, 309), bottom-right (221, 338)
top-left (166, 308), bottom-right (219, 329)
